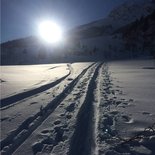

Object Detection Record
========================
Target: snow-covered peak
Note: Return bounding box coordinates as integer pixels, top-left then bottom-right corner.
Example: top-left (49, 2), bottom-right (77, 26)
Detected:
top-left (108, 0), bottom-right (155, 26)
top-left (70, 0), bottom-right (155, 36)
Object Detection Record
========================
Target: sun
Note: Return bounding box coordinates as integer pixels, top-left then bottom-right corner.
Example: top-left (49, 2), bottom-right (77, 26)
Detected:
top-left (38, 20), bottom-right (63, 43)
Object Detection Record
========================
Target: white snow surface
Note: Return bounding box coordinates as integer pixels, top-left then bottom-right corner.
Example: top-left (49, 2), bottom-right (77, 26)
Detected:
top-left (0, 64), bottom-right (68, 99)
top-left (0, 60), bottom-right (155, 155)
top-left (74, 0), bottom-right (155, 33)
top-left (109, 59), bottom-right (155, 137)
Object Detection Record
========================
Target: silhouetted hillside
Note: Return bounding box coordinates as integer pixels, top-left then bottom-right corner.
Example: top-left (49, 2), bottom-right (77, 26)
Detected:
top-left (1, 0), bottom-right (155, 65)
top-left (115, 10), bottom-right (155, 58)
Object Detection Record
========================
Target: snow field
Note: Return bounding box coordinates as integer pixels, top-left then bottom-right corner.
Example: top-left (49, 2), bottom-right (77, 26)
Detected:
top-left (13, 63), bottom-right (101, 155)
top-left (1, 60), bottom-right (155, 155)
top-left (0, 62), bottom-right (94, 154)
top-left (0, 64), bottom-right (68, 99)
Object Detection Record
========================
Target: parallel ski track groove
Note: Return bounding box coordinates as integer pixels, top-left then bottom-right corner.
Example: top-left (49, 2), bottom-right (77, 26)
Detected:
top-left (1, 65), bottom-right (71, 108)
top-left (69, 63), bottom-right (103, 155)
top-left (0, 63), bottom-right (96, 155)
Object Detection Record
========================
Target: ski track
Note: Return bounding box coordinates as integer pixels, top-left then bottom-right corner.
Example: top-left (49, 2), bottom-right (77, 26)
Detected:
top-left (1, 62), bottom-right (144, 155)
top-left (11, 62), bottom-right (100, 155)
top-left (0, 65), bottom-right (71, 108)
top-left (93, 64), bottom-right (102, 155)
top-left (0, 63), bottom-right (96, 155)
top-left (68, 63), bottom-right (103, 155)
top-left (12, 62), bottom-right (102, 155)
top-left (68, 63), bottom-right (119, 155)
top-left (0, 63), bottom-right (93, 142)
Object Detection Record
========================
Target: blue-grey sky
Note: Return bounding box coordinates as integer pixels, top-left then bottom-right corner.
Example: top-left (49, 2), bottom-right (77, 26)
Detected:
top-left (1, 0), bottom-right (130, 43)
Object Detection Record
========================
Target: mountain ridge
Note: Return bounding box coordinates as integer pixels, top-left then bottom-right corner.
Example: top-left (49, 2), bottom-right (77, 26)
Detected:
top-left (1, 0), bottom-right (155, 65)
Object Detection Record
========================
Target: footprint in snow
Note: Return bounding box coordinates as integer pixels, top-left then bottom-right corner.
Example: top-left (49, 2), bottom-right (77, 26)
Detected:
top-left (110, 110), bottom-right (119, 115)
top-left (142, 67), bottom-right (155, 69)
top-left (66, 103), bottom-right (75, 112)
top-left (41, 129), bottom-right (51, 135)
top-left (60, 113), bottom-right (65, 117)
top-left (54, 120), bottom-right (61, 125)
top-left (32, 142), bottom-right (43, 154)
top-left (66, 114), bottom-right (72, 119)
top-left (129, 99), bottom-right (134, 102)
top-left (0, 79), bottom-right (6, 83)
top-left (1, 116), bottom-right (9, 122)
top-left (53, 126), bottom-right (64, 142)
top-left (122, 102), bottom-right (130, 106)
top-left (122, 115), bottom-right (134, 124)
top-left (29, 102), bottom-right (38, 105)
top-left (142, 111), bottom-right (150, 115)
top-left (115, 100), bottom-right (122, 106)
top-left (67, 78), bottom-right (73, 81)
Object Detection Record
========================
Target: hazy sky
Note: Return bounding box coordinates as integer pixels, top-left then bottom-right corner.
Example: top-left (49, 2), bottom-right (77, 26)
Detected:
top-left (1, 0), bottom-right (130, 43)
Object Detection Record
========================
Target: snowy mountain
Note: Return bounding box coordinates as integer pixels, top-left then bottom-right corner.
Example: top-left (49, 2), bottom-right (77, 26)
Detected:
top-left (68, 0), bottom-right (155, 59)
top-left (107, 0), bottom-right (154, 27)
top-left (1, 36), bottom-right (68, 65)
top-left (114, 10), bottom-right (155, 58)
top-left (76, 11), bottom-right (155, 60)
top-left (1, 0), bottom-right (155, 65)
top-left (69, 0), bottom-right (155, 39)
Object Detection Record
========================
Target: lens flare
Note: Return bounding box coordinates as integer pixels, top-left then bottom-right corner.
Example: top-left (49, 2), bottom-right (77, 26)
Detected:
top-left (38, 21), bottom-right (62, 43)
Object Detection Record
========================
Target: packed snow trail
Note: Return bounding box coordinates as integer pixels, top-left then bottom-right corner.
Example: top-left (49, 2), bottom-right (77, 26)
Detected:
top-left (1, 63), bottom-right (92, 142)
top-left (68, 63), bottom-right (102, 155)
top-left (0, 63), bottom-right (96, 155)
top-left (12, 63), bottom-right (102, 155)
top-left (2, 62), bottom-right (118, 155)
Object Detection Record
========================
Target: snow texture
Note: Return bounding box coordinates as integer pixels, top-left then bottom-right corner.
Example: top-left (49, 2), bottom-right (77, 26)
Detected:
top-left (1, 60), bottom-right (155, 155)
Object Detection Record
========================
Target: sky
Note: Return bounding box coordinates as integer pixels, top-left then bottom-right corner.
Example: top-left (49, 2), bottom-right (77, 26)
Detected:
top-left (1, 0), bottom-right (130, 43)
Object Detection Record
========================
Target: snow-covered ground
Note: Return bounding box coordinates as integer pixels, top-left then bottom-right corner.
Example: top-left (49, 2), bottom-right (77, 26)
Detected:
top-left (0, 60), bottom-right (155, 155)
top-left (107, 59), bottom-right (155, 154)
top-left (0, 64), bottom-right (69, 99)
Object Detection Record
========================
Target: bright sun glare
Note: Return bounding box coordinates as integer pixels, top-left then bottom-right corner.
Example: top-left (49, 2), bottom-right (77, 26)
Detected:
top-left (38, 21), bottom-right (63, 43)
